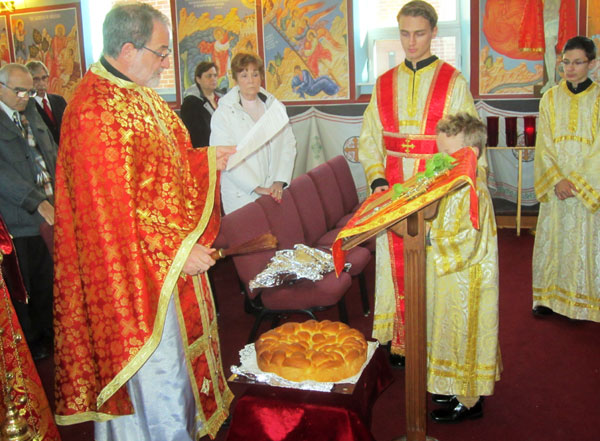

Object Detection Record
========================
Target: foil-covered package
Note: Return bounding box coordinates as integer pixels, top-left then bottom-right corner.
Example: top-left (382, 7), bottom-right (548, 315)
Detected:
top-left (249, 244), bottom-right (351, 291)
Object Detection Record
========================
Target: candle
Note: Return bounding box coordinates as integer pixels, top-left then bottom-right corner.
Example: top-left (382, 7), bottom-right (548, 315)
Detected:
top-left (505, 117), bottom-right (518, 147)
top-left (486, 116), bottom-right (499, 147)
top-left (523, 116), bottom-right (536, 146)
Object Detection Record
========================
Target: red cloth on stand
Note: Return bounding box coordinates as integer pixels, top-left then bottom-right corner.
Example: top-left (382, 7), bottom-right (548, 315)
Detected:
top-left (226, 347), bottom-right (393, 441)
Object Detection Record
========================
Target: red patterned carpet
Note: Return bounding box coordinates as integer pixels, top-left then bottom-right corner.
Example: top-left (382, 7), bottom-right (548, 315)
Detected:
top-left (35, 229), bottom-right (600, 440)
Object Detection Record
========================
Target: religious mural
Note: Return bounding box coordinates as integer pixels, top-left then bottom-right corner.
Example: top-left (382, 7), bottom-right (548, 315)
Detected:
top-left (0, 16), bottom-right (9, 67)
top-left (9, 6), bottom-right (83, 101)
top-left (587, 0), bottom-right (600, 83)
top-left (476, 0), bottom-right (545, 97)
top-left (262, 0), bottom-right (350, 101)
top-left (175, 0), bottom-right (258, 94)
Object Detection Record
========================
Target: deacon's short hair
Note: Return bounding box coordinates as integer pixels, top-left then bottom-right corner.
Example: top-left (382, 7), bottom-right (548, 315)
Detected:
top-left (397, 1), bottom-right (438, 30)
top-left (563, 36), bottom-right (596, 61)
top-left (230, 53), bottom-right (264, 81)
top-left (102, 3), bottom-right (170, 59)
top-left (436, 113), bottom-right (487, 157)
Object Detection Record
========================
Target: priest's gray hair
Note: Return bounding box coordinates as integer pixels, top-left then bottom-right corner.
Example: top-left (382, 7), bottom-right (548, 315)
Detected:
top-left (102, 2), bottom-right (170, 58)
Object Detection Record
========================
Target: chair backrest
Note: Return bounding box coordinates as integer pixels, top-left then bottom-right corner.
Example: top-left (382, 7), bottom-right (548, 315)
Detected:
top-left (328, 155), bottom-right (359, 213)
top-left (220, 201), bottom-right (274, 293)
top-left (256, 191), bottom-right (305, 250)
top-left (288, 174), bottom-right (328, 246)
top-left (307, 161), bottom-right (346, 230)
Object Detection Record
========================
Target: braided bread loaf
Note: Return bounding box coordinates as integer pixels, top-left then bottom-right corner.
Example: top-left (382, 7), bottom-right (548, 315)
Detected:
top-left (255, 320), bottom-right (368, 382)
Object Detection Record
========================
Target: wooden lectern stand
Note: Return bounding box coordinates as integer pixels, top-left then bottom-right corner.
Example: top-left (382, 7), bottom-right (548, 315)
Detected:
top-left (334, 149), bottom-right (478, 441)
top-left (341, 199), bottom-right (443, 441)
top-left (389, 203), bottom-right (439, 441)
top-left (337, 179), bottom-right (474, 441)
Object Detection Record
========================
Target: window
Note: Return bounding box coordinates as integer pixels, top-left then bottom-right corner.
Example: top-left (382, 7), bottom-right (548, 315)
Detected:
top-left (81, 0), bottom-right (176, 100)
top-left (354, 0), bottom-right (468, 96)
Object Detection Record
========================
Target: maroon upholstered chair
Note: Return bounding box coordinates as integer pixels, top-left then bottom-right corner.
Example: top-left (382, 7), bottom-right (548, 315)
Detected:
top-left (255, 191), bottom-right (305, 250)
top-left (328, 155), bottom-right (360, 214)
top-left (327, 155), bottom-right (375, 253)
top-left (288, 174), bottom-right (333, 248)
top-left (220, 200), bottom-right (352, 342)
top-left (307, 160), bottom-right (352, 230)
top-left (289, 174), bottom-right (372, 316)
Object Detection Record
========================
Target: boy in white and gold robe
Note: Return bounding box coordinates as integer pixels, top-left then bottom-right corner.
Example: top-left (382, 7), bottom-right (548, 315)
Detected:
top-left (532, 36), bottom-right (600, 322)
top-left (426, 113), bottom-right (502, 423)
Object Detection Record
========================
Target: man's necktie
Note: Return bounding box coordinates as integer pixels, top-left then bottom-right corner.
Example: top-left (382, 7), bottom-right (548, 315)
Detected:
top-left (42, 97), bottom-right (56, 125)
top-left (12, 111), bottom-right (25, 137)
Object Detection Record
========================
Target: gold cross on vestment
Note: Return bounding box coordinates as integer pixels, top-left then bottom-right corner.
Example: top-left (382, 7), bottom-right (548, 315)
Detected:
top-left (402, 140), bottom-right (416, 152)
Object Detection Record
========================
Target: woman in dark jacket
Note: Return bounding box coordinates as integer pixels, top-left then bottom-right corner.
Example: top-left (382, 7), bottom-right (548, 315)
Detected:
top-left (180, 61), bottom-right (223, 148)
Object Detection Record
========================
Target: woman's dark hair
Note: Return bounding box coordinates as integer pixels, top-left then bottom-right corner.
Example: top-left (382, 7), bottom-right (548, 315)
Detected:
top-left (563, 36), bottom-right (596, 61)
top-left (194, 61), bottom-right (218, 80)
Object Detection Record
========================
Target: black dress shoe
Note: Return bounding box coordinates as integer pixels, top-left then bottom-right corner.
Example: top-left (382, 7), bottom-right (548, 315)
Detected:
top-left (432, 394), bottom-right (454, 405)
top-left (532, 305), bottom-right (553, 317)
top-left (389, 353), bottom-right (405, 368)
top-left (431, 397), bottom-right (483, 423)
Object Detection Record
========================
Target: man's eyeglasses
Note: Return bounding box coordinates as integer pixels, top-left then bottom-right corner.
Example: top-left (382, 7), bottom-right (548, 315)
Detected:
top-left (560, 59), bottom-right (589, 67)
top-left (142, 46), bottom-right (172, 61)
top-left (0, 82), bottom-right (36, 98)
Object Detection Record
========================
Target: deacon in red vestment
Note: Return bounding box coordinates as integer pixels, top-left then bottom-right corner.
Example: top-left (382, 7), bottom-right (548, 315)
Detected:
top-left (0, 214), bottom-right (60, 441)
top-left (52, 4), bottom-right (234, 440)
top-left (358, 1), bottom-right (477, 366)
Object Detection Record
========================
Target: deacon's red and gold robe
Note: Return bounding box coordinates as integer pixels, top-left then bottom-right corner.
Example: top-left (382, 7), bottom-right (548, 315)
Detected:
top-left (53, 61), bottom-right (233, 437)
top-left (0, 216), bottom-right (60, 440)
top-left (358, 58), bottom-right (476, 355)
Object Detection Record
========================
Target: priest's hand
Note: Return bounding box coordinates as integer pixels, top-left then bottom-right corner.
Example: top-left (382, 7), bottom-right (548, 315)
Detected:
top-left (215, 146), bottom-right (236, 171)
top-left (182, 244), bottom-right (216, 275)
top-left (554, 179), bottom-right (576, 200)
top-left (37, 200), bottom-right (55, 225)
top-left (373, 185), bottom-right (389, 194)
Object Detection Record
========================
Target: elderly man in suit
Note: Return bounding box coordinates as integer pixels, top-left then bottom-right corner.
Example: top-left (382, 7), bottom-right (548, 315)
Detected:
top-left (0, 63), bottom-right (57, 360)
top-left (25, 60), bottom-right (67, 145)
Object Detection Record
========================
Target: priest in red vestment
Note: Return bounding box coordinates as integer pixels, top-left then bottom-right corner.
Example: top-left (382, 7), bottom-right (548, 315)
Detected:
top-left (52, 4), bottom-right (234, 440)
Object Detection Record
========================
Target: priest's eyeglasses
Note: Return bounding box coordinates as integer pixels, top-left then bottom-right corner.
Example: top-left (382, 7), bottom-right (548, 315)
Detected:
top-left (560, 59), bottom-right (589, 67)
top-left (143, 46), bottom-right (172, 61)
top-left (0, 82), bottom-right (36, 98)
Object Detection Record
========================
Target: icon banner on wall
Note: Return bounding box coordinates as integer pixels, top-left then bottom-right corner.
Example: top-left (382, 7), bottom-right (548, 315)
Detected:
top-left (175, 0), bottom-right (258, 96)
top-left (262, 0), bottom-right (350, 102)
top-left (9, 4), bottom-right (84, 102)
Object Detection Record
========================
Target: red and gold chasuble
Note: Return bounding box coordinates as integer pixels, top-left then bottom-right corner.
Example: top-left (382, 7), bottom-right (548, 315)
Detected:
top-left (53, 62), bottom-right (232, 438)
top-left (376, 61), bottom-right (459, 354)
